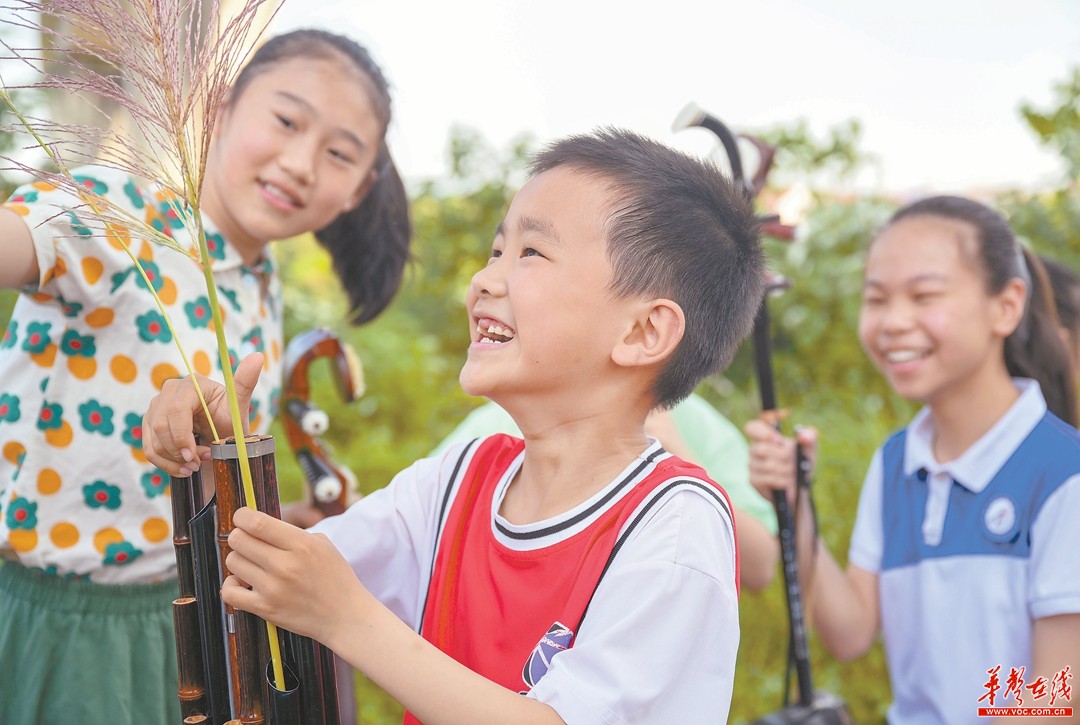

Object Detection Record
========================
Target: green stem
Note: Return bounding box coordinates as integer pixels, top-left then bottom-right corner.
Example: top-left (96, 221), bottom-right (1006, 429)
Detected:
top-left (193, 218), bottom-right (287, 692)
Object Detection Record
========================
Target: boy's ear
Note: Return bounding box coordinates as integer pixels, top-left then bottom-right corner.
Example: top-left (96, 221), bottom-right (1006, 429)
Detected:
top-left (612, 298), bottom-right (685, 369)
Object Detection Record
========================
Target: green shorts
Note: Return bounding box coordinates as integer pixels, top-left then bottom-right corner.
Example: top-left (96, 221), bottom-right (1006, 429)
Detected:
top-left (0, 561), bottom-right (181, 725)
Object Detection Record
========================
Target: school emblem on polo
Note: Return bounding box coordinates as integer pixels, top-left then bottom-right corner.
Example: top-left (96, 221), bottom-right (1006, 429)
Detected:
top-left (522, 622), bottom-right (574, 689)
top-left (983, 496), bottom-right (1018, 541)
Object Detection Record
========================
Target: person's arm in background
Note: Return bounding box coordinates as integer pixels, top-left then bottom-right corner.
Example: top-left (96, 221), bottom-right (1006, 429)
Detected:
top-left (658, 394), bottom-right (780, 591)
top-left (1005, 474), bottom-right (1080, 724)
top-left (746, 420), bottom-right (881, 659)
top-left (1016, 614), bottom-right (1080, 725)
top-left (0, 206), bottom-right (39, 289)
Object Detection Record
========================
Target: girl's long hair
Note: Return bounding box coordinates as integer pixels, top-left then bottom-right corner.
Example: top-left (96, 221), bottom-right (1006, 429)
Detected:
top-left (889, 196), bottom-right (1077, 426)
top-left (1041, 255), bottom-right (1080, 344)
top-left (231, 29), bottom-right (412, 325)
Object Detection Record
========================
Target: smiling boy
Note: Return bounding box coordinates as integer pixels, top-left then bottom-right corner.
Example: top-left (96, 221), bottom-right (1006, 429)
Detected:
top-left (146, 127), bottom-right (765, 724)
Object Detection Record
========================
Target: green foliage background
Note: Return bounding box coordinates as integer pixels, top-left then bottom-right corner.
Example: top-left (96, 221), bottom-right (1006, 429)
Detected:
top-left (1, 73), bottom-right (1077, 724)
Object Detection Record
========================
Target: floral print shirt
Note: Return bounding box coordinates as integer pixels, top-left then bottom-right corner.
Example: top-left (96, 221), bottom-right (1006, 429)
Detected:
top-left (0, 167), bottom-right (283, 584)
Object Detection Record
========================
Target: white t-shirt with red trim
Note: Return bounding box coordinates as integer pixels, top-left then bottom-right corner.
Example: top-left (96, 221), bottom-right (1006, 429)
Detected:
top-left (313, 435), bottom-right (740, 725)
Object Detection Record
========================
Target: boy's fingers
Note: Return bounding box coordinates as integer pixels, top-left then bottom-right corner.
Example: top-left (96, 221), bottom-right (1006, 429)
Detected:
top-left (224, 548), bottom-right (269, 594)
top-left (232, 507), bottom-right (299, 550)
top-left (229, 572), bottom-right (252, 590)
top-left (227, 518), bottom-right (285, 565)
top-left (221, 575), bottom-right (262, 615)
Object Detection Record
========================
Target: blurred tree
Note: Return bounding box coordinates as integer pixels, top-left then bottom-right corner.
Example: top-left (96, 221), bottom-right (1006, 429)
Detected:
top-left (1020, 68), bottom-right (1080, 180)
top-left (999, 67), bottom-right (1080, 270)
top-left (757, 117), bottom-right (873, 186)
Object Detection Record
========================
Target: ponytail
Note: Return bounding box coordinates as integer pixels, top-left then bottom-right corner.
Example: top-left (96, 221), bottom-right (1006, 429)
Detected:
top-left (315, 142), bottom-right (411, 325)
top-left (1006, 248), bottom-right (1077, 425)
top-left (889, 196), bottom-right (1077, 425)
top-left (1041, 255), bottom-right (1080, 343)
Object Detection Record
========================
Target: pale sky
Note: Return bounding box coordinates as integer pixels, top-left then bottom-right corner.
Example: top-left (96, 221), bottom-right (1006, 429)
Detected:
top-left (271, 0), bottom-right (1080, 195)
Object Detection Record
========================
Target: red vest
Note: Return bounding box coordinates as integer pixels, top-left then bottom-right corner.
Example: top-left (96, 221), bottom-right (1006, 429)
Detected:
top-left (403, 435), bottom-right (737, 723)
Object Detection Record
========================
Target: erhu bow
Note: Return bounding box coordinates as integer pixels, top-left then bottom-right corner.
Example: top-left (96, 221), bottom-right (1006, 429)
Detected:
top-left (673, 104), bottom-right (853, 725)
top-left (281, 328), bottom-right (364, 517)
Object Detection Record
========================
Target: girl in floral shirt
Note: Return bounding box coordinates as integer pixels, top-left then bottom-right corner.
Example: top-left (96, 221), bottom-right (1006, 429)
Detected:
top-left (0, 29), bottom-right (410, 725)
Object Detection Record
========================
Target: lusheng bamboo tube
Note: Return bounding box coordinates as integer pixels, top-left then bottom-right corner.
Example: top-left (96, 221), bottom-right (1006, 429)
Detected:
top-left (215, 435), bottom-right (277, 724)
top-left (265, 659), bottom-right (301, 724)
top-left (214, 444), bottom-right (247, 721)
top-left (206, 433), bottom-right (339, 723)
top-left (170, 469), bottom-right (203, 598)
top-left (190, 503), bottom-right (232, 725)
top-left (234, 609), bottom-right (270, 723)
top-left (280, 628), bottom-right (339, 724)
top-left (173, 596), bottom-right (208, 720)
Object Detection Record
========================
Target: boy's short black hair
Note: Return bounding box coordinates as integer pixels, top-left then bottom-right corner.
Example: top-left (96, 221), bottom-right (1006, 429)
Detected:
top-left (529, 127), bottom-right (765, 409)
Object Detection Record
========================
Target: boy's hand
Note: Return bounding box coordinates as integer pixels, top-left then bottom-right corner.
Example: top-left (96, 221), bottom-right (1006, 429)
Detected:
top-left (744, 418), bottom-right (818, 508)
top-left (221, 507), bottom-right (369, 646)
top-left (143, 352), bottom-right (264, 476)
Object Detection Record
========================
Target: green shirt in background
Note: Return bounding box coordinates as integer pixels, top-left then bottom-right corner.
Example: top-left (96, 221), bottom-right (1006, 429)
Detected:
top-left (429, 393), bottom-right (778, 534)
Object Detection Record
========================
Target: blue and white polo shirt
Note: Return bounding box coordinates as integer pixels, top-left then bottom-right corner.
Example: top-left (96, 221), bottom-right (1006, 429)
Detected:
top-left (848, 379), bottom-right (1080, 725)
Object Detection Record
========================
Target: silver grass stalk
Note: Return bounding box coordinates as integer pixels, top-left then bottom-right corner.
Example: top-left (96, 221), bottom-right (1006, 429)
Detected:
top-left (0, 0), bottom-right (290, 690)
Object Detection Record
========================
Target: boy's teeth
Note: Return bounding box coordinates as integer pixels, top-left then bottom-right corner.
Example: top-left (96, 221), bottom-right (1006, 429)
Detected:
top-left (475, 321), bottom-right (515, 342)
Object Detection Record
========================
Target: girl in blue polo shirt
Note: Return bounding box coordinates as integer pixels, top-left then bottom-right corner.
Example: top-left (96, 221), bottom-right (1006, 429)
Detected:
top-left (746, 196), bottom-right (1080, 725)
